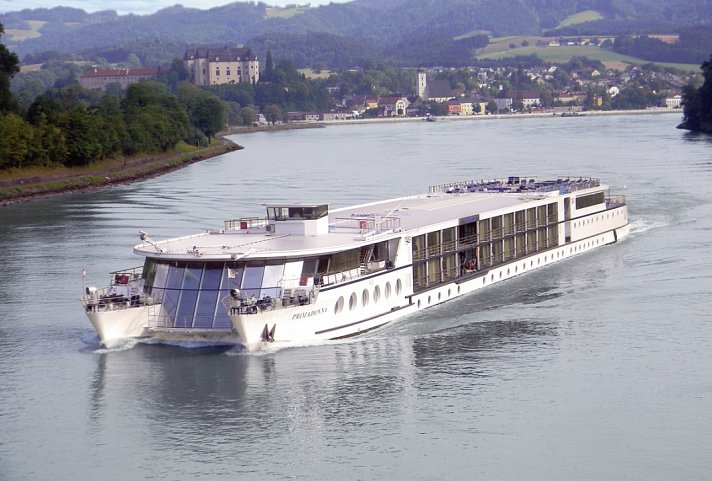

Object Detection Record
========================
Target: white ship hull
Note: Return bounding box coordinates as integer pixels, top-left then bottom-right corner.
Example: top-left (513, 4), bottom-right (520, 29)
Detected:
top-left (231, 217), bottom-right (629, 351)
top-left (83, 175), bottom-right (629, 351)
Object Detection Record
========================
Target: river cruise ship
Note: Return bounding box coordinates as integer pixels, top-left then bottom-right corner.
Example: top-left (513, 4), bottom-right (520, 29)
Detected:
top-left (82, 176), bottom-right (628, 350)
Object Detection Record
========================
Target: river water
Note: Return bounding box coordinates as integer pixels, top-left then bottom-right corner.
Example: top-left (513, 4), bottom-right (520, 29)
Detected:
top-left (1, 113), bottom-right (711, 481)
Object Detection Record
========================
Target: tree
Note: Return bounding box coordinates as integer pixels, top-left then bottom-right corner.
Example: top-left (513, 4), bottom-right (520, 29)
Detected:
top-left (264, 50), bottom-right (274, 82)
top-left (0, 22), bottom-right (21, 114)
top-left (177, 82), bottom-right (227, 142)
top-left (681, 54), bottom-right (712, 133)
top-left (192, 95), bottom-right (226, 142)
top-left (263, 104), bottom-right (282, 124)
top-left (486, 100), bottom-right (498, 114)
top-left (0, 113), bottom-right (33, 169)
top-left (238, 106), bottom-right (257, 125)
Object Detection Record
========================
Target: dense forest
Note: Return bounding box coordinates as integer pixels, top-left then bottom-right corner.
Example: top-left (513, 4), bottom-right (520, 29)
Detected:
top-left (610, 26), bottom-right (712, 65)
top-left (3, 0), bottom-right (712, 68)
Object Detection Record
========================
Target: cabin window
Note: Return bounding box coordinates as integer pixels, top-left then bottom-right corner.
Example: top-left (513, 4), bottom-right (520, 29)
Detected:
top-left (267, 207), bottom-right (289, 221)
top-left (442, 228), bottom-right (455, 252)
top-left (547, 203), bottom-right (558, 223)
top-left (301, 258), bottom-right (318, 279)
top-left (576, 192), bottom-right (605, 209)
top-left (427, 231), bottom-right (441, 257)
top-left (515, 210), bottom-right (526, 232)
top-left (537, 206), bottom-right (548, 226)
top-left (412, 235), bottom-right (426, 261)
top-left (328, 249), bottom-right (359, 274)
top-left (458, 222), bottom-right (476, 244)
top-left (315, 204), bottom-right (329, 219)
top-left (503, 213), bottom-right (514, 236)
top-left (527, 208), bottom-right (537, 229)
top-left (491, 216), bottom-right (502, 238)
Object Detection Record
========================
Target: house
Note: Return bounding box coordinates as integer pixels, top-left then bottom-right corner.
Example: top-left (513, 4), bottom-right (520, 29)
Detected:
top-left (286, 112), bottom-right (320, 122)
top-left (378, 95), bottom-right (410, 116)
top-left (446, 99), bottom-right (462, 115)
top-left (425, 79), bottom-right (455, 103)
top-left (510, 90), bottom-right (541, 109)
top-left (665, 95), bottom-right (682, 108)
top-left (320, 110), bottom-right (350, 121)
top-left (343, 95), bottom-right (367, 114)
top-left (79, 68), bottom-right (158, 91)
top-left (184, 47), bottom-right (259, 86)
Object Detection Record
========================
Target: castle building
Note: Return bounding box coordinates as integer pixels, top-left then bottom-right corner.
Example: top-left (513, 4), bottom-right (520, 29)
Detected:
top-left (80, 68), bottom-right (158, 91)
top-left (183, 47), bottom-right (260, 86)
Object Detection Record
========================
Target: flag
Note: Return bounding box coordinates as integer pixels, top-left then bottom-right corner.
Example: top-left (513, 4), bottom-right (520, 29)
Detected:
top-left (227, 267), bottom-right (236, 279)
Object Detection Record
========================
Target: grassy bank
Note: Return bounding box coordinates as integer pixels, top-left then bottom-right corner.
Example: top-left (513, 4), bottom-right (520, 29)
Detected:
top-left (0, 137), bottom-right (241, 206)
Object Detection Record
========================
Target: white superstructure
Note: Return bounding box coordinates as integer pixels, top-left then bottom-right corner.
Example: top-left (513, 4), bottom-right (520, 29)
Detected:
top-left (82, 176), bottom-right (629, 350)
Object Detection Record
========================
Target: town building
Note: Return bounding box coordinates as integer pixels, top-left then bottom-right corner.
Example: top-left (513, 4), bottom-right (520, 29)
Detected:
top-left (79, 68), bottom-right (158, 91)
top-left (665, 95), bottom-right (682, 108)
top-left (183, 47), bottom-right (259, 86)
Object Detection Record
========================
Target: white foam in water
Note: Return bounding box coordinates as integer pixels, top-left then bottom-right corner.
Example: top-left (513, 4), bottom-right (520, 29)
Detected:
top-left (629, 215), bottom-right (669, 235)
top-left (225, 337), bottom-right (358, 356)
top-left (92, 338), bottom-right (142, 353)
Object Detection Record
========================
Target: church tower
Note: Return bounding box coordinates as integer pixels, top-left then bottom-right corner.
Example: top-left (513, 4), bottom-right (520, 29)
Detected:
top-left (417, 70), bottom-right (428, 100)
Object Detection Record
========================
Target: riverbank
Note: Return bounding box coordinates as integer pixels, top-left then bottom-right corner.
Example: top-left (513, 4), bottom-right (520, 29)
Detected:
top-left (0, 137), bottom-right (242, 206)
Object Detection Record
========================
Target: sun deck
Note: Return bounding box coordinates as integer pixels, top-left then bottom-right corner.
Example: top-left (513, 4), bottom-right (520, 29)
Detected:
top-left (134, 176), bottom-right (603, 260)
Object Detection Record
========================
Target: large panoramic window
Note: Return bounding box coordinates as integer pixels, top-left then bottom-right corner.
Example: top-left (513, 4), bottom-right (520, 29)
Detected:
top-left (242, 262), bottom-right (265, 299)
top-left (175, 263), bottom-right (202, 328)
top-left (194, 263), bottom-right (223, 328)
top-left (262, 261), bottom-right (285, 299)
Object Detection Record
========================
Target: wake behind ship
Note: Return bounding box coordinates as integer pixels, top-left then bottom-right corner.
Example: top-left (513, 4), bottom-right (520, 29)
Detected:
top-left (82, 176), bottom-right (629, 350)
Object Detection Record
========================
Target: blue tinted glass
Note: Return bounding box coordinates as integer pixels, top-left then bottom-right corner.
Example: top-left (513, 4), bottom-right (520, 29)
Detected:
top-left (241, 262), bottom-right (264, 299)
top-left (194, 263), bottom-right (223, 328)
top-left (162, 263), bottom-right (184, 327)
top-left (175, 263), bottom-right (202, 328)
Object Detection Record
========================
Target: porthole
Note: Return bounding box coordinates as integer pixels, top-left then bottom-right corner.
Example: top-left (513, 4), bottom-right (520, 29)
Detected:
top-left (490, 274), bottom-right (494, 282)
top-left (515, 266), bottom-right (518, 273)
top-left (507, 268), bottom-right (510, 275)
top-left (438, 292), bottom-right (442, 301)
top-left (530, 261), bottom-right (534, 267)
top-left (334, 296), bottom-right (344, 315)
top-left (428, 295), bottom-right (431, 305)
top-left (522, 262), bottom-right (525, 271)
top-left (458, 285), bottom-right (461, 293)
top-left (499, 271), bottom-right (502, 279)
top-left (349, 292), bottom-right (357, 310)
top-left (362, 289), bottom-right (370, 307)
top-left (447, 288), bottom-right (451, 297)
top-left (385, 282), bottom-right (392, 299)
top-left (483, 277), bottom-right (486, 285)
top-left (545, 255), bottom-right (548, 261)
top-left (396, 279), bottom-right (402, 296)
top-left (538, 258), bottom-right (541, 265)
top-left (374, 285), bottom-right (381, 303)
top-left (417, 299), bottom-right (421, 308)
